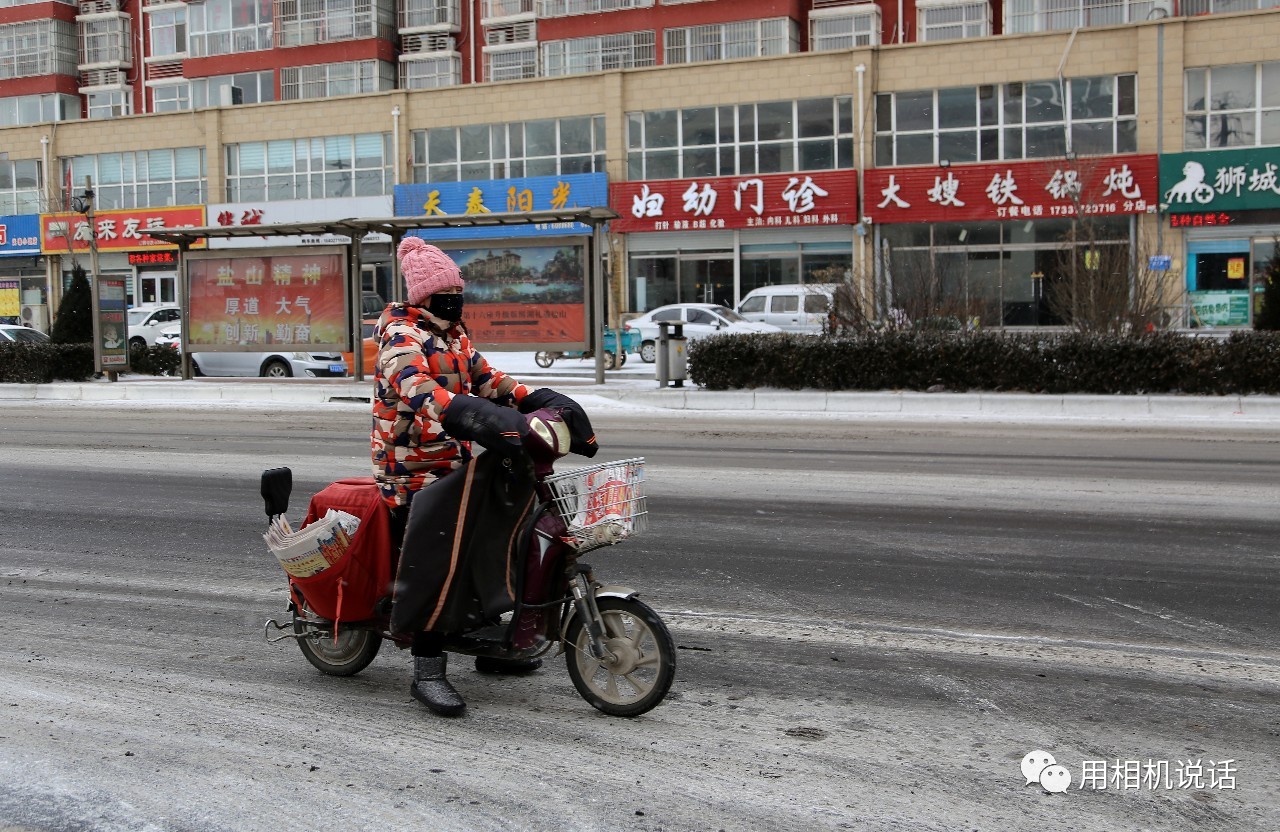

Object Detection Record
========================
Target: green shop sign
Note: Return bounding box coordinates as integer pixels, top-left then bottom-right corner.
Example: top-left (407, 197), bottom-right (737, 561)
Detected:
top-left (1160, 148), bottom-right (1280, 213)
top-left (1189, 290), bottom-right (1250, 327)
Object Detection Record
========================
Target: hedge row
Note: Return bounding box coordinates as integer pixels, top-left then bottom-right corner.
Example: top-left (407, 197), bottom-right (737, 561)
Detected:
top-left (686, 331), bottom-right (1280, 395)
top-left (0, 343), bottom-right (181, 384)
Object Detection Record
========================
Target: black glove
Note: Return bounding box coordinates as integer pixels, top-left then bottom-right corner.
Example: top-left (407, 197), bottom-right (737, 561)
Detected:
top-left (441, 395), bottom-right (528, 459)
top-left (518, 388), bottom-right (598, 458)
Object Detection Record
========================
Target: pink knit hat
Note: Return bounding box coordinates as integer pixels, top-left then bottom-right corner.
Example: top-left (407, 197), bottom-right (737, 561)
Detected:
top-left (399, 237), bottom-right (463, 306)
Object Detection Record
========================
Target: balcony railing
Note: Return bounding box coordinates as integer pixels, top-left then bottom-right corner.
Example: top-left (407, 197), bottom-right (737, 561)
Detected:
top-left (537, 0), bottom-right (653, 17)
top-left (399, 0), bottom-right (459, 30)
top-left (188, 24), bottom-right (272, 57)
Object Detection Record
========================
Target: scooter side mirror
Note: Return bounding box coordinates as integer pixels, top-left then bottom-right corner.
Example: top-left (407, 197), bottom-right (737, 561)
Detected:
top-left (260, 467), bottom-right (293, 519)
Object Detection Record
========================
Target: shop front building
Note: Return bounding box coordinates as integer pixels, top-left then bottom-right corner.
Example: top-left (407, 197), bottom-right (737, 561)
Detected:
top-left (1160, 147), bottom-right (1280, 328)
top-left (866, 155), bottom-right (1159, 327)
top-left (610, 93), bottom-right (860, 313)
top-left (39, 206), bottom-right (207, 307)
top-left (0, 214), bottom-right (45, 330)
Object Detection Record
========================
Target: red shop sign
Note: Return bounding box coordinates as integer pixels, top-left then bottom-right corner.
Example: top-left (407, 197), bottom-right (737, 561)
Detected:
top-left (865, 155), bottom-right (1159, 224)
top-left (609, 171), bottom-right (858, 233)
top-left (40, 205), bottom-right (207, 253)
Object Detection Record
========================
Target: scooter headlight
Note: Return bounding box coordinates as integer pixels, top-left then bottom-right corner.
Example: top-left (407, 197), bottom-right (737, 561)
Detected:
top-left (529, 414), bottom-right (571, 457)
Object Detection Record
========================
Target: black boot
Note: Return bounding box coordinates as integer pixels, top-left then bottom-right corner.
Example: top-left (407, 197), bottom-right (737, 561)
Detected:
top-left (475, 656), bottom-right (543, 675)
top-left (411, 655), bottom-right (466, 716)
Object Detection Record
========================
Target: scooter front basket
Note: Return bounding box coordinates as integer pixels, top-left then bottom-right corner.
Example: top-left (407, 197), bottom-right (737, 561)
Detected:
top-left (544, 457), bottom-right (647, 552)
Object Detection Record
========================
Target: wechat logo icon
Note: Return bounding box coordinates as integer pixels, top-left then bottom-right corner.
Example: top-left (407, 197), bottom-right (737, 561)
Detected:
top-left (1021, 750), bottom-right (1071, 794)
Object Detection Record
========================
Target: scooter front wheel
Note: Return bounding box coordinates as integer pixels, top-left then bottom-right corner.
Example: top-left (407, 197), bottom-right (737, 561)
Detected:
top-left (294, 602), bottom-right (382, 677)
top-left (534, 351), bottom-right (556, 368)
top-left (565, 597), bottom-right (675, 717)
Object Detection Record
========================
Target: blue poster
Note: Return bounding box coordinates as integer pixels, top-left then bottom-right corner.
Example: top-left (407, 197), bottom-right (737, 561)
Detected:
top-left (393, 173), bottom-right (608, 240)
top-left (0, 215), bottom-right (41, 256)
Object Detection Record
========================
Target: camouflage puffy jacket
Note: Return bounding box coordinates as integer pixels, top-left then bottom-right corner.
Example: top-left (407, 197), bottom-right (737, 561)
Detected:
top-left (370, 304), bottom-right (527, 508)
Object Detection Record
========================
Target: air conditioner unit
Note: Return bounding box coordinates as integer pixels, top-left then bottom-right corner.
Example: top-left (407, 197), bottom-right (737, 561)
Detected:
top-left (1146, 0), bottom-right (1174, 18)
top-left (219, 85), bottom-right (244, 106)
top-left (20, 303), bottom-right (49, 332)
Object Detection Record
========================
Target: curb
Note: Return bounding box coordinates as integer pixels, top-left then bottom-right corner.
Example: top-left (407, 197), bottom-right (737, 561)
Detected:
top-left (6, 380), bottom-right (1280, 421)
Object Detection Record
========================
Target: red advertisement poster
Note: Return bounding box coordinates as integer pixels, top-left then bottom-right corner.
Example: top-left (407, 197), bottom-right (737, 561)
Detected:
top-left (40, 206), bottom-right (206, 253)
top-left (609, 171), bottom-right (858, 234)
top-left (466, 302), bottom-right (586, 344)
top-left (186, 250), bottom-right (348, 350)
top-left (864, 155), bottom-right (1158, 224)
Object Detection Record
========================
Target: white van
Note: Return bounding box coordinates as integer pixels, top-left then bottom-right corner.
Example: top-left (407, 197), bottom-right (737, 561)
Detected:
top-left (735, 284), bottom-right (837, 334)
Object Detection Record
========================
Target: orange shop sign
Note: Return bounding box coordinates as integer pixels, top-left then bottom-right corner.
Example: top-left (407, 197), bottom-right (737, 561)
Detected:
top-left (40, 206), bottom-right (206, 253)
top-left (185, 249), bottom-right (349, 351)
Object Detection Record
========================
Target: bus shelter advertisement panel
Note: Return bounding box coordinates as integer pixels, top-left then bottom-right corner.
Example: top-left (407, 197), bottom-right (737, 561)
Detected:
top-left (442, 241), bottom-right (586, 348)
top-left (97, 277), bottom-right (129, 369)
top-left (186, 248), bottom-right (349, 351)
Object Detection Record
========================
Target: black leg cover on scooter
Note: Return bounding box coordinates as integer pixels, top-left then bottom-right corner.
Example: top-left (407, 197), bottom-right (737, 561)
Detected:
top-left (518, 388), bottom-right (598, 458)
top-left (389, 451), bottom-right (537, 638)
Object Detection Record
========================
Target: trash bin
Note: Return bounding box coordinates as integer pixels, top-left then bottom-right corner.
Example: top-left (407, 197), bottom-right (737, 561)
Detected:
top-left (656, 321), bottom-right (687, 388)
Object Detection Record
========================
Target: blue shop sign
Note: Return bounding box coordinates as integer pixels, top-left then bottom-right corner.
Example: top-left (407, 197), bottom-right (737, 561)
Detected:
top-left (0, 214), bottom-right (41, 256)
top-left (393, 173), bottom-right (608, 240)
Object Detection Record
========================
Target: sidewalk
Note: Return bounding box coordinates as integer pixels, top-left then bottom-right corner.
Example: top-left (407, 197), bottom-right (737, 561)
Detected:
top-left (2, 349), bottom-right (1279, 423)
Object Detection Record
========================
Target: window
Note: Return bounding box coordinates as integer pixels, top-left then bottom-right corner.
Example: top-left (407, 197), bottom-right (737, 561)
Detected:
top-left (1182, 0), bottom-right (1275, 13)
top-left (151, 83), bottom-right (191, 113)
top-left (810, 7), bottom-right (880, 50)
top-left (1185, 62), bottom-right (1280, 149)
top-left (918, 0), bottom-right (990, 42)
top-left (485, 46), bottom-right (537, 81)
top-left (542, 31), bottom-right (655, 76)
top-left (275, 0), bottom-right (394, 46)
top-left (0, 93), bottom-right (79, 127)
top-left (401, 0), bottom-right (458, 29)
top-left (538, 0), bottom-right (653, 15)
top-left (192, 71), bottom-right (275, 107)
top-left (0, 20), bottom-right (78, 80)
top-left (401, 55), bottom-right (461, 89)
top-left (188, 0), bottom-right (273, 57)
top-left (627, 97), bottom-right (854, 180)
top-left (410, 115), bottom-right (605, 182)
top-left (875, 75), bottom-right (1137, 165)
top-left (87, 90), bottom-right (132, 120)
top-left (225, 133), bottom-right (392, 201)
top-left (279, 60), bottom-right (394, 100)
top-left (664, 18), bottom-right (797, 64)
top-left (1005, 0), bottom-right (1171, 32)
top-left (0, 159), bottom-right (41, 215)
top-left (63, 148), bottom-right (206, 209)
top-left (148, 8), bottom-right (187, 58)
top-left (80, 17), bottom-right (132, 66)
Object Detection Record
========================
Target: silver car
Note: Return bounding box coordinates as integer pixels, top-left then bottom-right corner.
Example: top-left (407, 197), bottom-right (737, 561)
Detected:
top-left (155, 326), bottom-right (347, 378)
top-left (0, 324), bottom-right (50, 344)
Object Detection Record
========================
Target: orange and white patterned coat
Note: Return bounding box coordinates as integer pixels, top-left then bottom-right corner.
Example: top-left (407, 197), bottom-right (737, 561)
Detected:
top-left (370, 304), bottom-right (528, 508)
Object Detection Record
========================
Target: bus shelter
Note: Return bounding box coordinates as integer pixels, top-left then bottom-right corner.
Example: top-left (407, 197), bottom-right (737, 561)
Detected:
top-left (148, 207), bottom-right (619, 383)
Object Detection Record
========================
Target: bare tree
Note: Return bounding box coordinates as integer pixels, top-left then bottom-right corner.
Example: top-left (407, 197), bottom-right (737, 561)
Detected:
top-left (883, 247), bottom-right (979, 329)
top-left (1046, 217), bottom-right (1179, 334)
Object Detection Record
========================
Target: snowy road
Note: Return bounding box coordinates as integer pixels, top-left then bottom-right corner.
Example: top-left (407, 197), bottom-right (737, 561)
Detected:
top-left (0, 403), bottom-right (1278, 831)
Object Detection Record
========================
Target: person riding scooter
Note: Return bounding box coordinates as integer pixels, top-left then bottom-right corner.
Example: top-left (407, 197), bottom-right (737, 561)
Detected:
top-left (372, 237), bottom-right (596, 717)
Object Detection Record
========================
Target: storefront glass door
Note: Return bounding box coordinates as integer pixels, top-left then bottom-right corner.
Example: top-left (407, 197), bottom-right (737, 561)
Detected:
top-left (1187, 240), bottom-right (1251, 327)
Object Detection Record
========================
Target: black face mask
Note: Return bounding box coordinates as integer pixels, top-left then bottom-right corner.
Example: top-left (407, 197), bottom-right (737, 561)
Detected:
top-left (427, 293), bottom-right (464, 322)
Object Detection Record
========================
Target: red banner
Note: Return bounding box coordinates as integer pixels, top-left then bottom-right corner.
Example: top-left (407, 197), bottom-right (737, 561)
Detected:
top-left (40, 206), bottom-right (206, 253)
top-left (609, 171), bottom-right (858, 233)
top-left (186, 251), bottom-right (348, 350)
top-left (865, 155), bottom-right (1158, 224)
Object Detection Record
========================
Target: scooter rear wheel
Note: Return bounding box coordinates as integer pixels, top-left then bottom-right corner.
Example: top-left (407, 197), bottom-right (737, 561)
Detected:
top-left (294, 602), bottom-right (382, 677)
top-left (565, 597), bottom-right (675, 717)
top-left (534, 351), bottom-right (556, 368)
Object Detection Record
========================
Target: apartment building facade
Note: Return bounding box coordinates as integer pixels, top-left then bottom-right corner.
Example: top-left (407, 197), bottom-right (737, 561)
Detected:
top-left (2, 0), bottom-right (1279, 331)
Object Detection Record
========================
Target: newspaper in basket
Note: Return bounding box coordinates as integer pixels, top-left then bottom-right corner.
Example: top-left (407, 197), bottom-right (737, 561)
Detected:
top-left (546, 458), bottom-right (647, 551)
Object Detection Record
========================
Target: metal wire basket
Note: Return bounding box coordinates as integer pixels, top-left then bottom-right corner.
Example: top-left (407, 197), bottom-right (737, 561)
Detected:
top-left (544, 457), bottom-right (648, 552)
